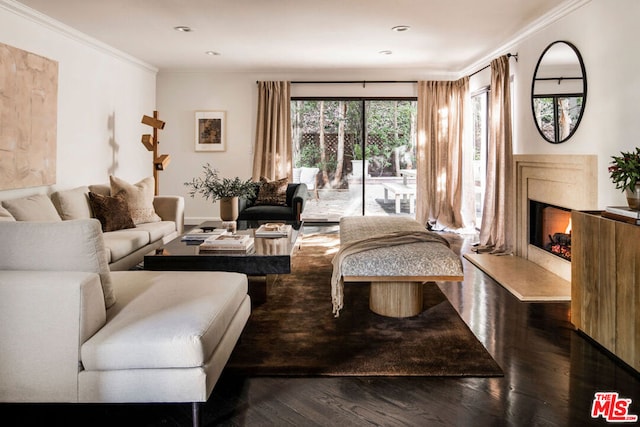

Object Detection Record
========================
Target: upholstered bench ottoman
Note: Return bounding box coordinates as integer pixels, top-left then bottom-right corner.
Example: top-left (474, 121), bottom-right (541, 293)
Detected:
top-left (332, 216), bottom-right (464, 318)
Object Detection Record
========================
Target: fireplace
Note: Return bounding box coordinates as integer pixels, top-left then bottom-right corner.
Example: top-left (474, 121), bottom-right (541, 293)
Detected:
top-left (515, 154), bottom-right (598, 281)
top-left (529, 200), bottom-right (572, 262)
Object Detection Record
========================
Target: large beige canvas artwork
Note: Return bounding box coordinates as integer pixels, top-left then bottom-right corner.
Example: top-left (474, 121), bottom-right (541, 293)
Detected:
top-left (0, 42), bottom-right (58, 190)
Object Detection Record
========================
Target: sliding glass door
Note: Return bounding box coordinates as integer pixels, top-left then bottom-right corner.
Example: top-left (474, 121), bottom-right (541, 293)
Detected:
top-left (291, 99), bottom-right (363, 222)
top-left (291, 98), bottom-right (417, 222)
top-left (362, 100), bottom-right (417, 216)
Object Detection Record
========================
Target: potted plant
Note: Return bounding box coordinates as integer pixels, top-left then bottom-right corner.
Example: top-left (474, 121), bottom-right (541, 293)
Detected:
top-left (608, 147), bottom-right (640, 210)
top-left (184, 163), bottom-right (256, 220)
top-left (351, 144), bottom-right (369, 178)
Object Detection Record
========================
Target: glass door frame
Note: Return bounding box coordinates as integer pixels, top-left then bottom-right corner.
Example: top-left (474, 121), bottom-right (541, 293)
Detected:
top-left (291, 96), bottom-right (417, 218)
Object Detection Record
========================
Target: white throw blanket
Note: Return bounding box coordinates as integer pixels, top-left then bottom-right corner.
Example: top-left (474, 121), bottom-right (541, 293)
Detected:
top-left (331, 230), bottom-right (450, 317)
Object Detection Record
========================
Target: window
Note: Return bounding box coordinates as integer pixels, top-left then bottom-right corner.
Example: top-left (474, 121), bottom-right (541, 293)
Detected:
top-left (471, 88), bottom-right (488, 228)
top-left (291, 98), bottom-right (417, 221)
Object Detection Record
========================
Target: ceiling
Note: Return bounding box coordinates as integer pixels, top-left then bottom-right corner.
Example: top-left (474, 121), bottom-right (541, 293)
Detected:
top-left (15, 0), bottom-right (571, 73)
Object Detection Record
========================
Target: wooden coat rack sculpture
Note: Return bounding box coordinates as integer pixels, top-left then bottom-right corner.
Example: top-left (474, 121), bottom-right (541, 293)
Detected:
top-left (141, 111), bottom-right (170, 195)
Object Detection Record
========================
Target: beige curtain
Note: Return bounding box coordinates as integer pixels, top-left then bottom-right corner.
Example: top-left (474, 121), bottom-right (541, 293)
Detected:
top-left (416, 77), bottom-right (471, 230)
top-left (478, 55), bottom-right (514, 254)
top-left (253, 81), bottom-right (293, 181)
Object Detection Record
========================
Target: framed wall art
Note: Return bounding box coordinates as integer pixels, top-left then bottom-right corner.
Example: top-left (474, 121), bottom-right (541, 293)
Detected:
top-left (0, 42), bottom-right (58, 190)
top-left (195, 111), bottom-right (226, 152)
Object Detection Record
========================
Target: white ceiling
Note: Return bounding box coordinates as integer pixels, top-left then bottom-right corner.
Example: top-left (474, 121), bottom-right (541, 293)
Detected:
top-left (15, 0), bottom-right (571, 73)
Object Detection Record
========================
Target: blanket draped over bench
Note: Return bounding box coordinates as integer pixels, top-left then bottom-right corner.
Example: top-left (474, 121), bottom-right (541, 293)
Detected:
top-left (331, 230), bottom-right (450, 317)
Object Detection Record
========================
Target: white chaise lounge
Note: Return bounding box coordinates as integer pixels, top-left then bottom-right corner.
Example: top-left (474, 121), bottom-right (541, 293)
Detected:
top-left (0, 219), bottom-right (250, 427)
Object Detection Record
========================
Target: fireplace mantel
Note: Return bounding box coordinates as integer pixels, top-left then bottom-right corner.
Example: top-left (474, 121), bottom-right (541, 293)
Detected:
top-left (514, 154), bottom-right (598, 280)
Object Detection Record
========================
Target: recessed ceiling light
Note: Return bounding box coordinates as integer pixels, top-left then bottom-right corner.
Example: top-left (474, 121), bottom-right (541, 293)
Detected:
top-left (205, 51), bottom-right (221, 56)
top-left (174, 26), bottom-right (192, 32)
top-left (379, 50), bottom-right (393, 55)
top-left (391, 25), bottom-right (411, 32)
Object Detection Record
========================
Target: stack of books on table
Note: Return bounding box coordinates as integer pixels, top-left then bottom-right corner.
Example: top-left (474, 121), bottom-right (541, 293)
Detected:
top-left (255, 223), bottom-right (292, 238)
top-left (199, 234), bottom-right (254, 252)
top-left (602, 206), bottom-right (640, 225)
top-left (181, 227), bottom-right (227, 242)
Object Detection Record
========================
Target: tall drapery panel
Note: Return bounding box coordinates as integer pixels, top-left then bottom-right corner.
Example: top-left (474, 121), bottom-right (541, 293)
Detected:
top-left (478, 55), bottom-right (514, 253)
top-left (253, 81), bottom-right (293, 181)
top-left (416, 78), bottom-right (472, 231)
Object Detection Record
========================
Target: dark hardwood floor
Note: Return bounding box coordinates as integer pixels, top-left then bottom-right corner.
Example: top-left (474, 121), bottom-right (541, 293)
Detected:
top-left (2, 230), bottom-right (639, 426)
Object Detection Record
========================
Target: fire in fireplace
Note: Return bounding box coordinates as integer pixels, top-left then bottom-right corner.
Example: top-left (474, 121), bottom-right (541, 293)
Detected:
top-left (529, 200), bottom-right (572, 261)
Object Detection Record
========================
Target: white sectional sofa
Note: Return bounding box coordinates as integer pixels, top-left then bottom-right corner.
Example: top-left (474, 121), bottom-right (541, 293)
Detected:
top-left (0, 219), bottom-right (250, 427)
top-left (0, 179), bottom-right (184, 271)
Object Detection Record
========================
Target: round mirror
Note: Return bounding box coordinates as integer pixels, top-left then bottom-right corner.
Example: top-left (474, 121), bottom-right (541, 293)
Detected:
top-left (531, 41), bottom-right (587, 144)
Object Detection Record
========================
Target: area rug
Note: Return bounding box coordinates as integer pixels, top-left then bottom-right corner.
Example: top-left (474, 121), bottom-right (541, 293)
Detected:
top-left (464, 252), bottom-right (571, 302)
top-left (226, 232), bottom-right (503, 377)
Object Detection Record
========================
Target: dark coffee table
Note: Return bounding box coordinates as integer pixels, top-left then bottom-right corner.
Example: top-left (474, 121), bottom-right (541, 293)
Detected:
top-left (144, 220), bottom-right (302, 276)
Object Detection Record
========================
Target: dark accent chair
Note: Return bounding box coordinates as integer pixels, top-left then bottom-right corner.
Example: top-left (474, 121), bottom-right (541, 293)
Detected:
top-left (237, 183), bottom-right (308, 222)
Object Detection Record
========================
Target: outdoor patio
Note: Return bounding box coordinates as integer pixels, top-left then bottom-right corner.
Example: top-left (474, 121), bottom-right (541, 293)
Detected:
top-left (301, 177), bottom-right (416, 223)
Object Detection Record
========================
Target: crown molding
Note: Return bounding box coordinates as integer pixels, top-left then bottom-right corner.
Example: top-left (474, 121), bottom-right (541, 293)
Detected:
top-left (458, 0), bottom-right (592, 79)
top-left (0, 0), bottom-right (158, 74)
top-left (1, 0), bottom-right (590, 79)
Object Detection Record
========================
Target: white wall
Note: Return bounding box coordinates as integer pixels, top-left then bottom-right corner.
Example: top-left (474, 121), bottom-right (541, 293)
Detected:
top-left (509, 0), bottom-right (640, 208)
top-left (0, 2), bottom-right (157, 201)
top-left (156, 72), bottom-right (257, 223)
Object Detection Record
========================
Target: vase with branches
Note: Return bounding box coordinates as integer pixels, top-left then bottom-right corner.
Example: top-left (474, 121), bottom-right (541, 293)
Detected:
top-left (184, 163), bottom-right (256, 220)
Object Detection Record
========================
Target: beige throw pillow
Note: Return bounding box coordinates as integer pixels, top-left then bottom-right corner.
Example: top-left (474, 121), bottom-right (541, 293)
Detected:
top-left (1, 194), bottom-right (62, 221)
top-left (255, 177), bottom-right (289, 206)
top-left (0, 205), bottom-right (15, 221)
top-left (51, 186), bottom-right (92, 220)
top-left (109, 176), bottom-right (161, 225)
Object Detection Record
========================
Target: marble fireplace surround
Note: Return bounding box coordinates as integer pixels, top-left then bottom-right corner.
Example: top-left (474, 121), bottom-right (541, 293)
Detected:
top-left (514, 154), bottom-right (598, 281)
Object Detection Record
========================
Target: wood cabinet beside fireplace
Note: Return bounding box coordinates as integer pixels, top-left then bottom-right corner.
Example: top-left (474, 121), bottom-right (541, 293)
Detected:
top-left (571, 210), bottom-right (640, 372)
